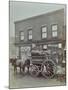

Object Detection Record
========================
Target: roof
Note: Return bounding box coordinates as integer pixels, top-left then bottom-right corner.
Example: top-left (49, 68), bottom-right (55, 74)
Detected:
top-left (14, 8), bottom-right (64, 24)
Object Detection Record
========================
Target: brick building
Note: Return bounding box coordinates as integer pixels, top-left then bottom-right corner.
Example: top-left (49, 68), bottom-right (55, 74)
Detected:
top-left (14, 9), bottom-right (66, 64)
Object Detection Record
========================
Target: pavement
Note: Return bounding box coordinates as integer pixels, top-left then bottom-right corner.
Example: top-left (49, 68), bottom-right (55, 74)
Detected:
top-left (9, 64), bottom-right (66, 89)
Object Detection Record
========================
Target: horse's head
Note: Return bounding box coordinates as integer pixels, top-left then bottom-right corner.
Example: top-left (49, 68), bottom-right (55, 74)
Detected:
top-left (11, 58), bottom-right (17, 66)
top-left (10, 58), bottom-right (13, 63)
top-left (25, 59), bottom-right (30, 66)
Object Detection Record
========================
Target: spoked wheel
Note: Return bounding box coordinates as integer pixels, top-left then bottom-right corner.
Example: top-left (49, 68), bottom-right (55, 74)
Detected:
top-left (29, 65), bottom-right (40, 77)
top-left (41, 60), bottom-right (56, 79)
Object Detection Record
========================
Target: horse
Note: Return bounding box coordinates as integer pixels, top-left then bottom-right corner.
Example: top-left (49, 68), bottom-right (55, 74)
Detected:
top-left (10, 58), bottom-right (15, 64)
top-left (11, 57), bottom-right (30, 74)
top-left (22, 59), bottom-right (30, 73)
top-left (12, 58), bottom-right (22, 73)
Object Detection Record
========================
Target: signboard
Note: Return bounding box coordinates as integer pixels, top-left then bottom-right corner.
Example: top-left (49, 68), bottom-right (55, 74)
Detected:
top-left (48, 44), bottom-right (58, 47)
top-left (21, 46), bottom-right (31, 58)
top-left (21, 46), bottom-right (31, 53)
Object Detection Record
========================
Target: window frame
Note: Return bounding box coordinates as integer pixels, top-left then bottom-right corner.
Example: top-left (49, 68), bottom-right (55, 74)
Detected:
top-left (51, 24), bottom-right (58, 37)
top-left (19, 31), bottom-right (24, 41)
top-left (28, 29), bottom-right (32, 40)
top-left (58, 43), bottom-right (62, 48)
top-left (41, 25), bottom-right (47, 39)
top-left (43, 44), bottom-right (47, 50)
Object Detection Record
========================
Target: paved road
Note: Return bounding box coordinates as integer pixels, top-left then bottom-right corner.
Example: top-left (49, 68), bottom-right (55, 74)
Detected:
top-left (9, 64), bottom-right (65, 89)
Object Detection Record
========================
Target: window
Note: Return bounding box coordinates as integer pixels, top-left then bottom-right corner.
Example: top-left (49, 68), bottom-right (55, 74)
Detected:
top-left (28, 30), bottom-right (32, 40)
top-left (58, 43), bottom-right (62, 48)
top-left (52, 24), bottom-right (58, 37)
top-left (32, 43), bottom-right (36, 48)
top-left (43, 45), bottom-right (47, 49)
top-left (20, 31), bottom-right (24, 40)
top-left (42, 26), bottom-right (47, 38)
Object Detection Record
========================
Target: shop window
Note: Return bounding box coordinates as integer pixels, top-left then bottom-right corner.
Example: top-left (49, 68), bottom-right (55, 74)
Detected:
top-left (43, 45), bottom-right (47, 49)
top-left (58, 43), bottom-right (62, 48)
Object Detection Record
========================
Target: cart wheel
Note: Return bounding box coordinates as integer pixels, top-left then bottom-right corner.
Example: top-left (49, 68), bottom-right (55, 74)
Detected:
top-left (41, 60), bottom-right (56, 78)
top-left (29, 65), bottom-right (40, 77)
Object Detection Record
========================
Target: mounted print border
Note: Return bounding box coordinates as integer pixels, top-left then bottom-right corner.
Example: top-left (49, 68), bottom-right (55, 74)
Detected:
top-left (9, 1), bottom-right (66, 89)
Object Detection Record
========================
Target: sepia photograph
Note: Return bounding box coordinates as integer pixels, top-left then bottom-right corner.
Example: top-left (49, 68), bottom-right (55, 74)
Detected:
top-left (9, 1), bottom-right (66, 89)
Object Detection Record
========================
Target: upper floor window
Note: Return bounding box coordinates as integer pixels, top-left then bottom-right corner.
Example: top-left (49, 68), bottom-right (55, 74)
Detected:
top-left (42, 26), bottom-right (47, 39)
top-left (52, 24), bottom-right (58, 37)
top-left (28, 30), bottom-right (32, 40)
top-left (20, 31), bottom-right (24, 40)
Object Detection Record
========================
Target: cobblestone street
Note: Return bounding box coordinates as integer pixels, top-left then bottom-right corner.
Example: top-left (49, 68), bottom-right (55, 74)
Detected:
top-left (9, 64), bottom-right (65, 89)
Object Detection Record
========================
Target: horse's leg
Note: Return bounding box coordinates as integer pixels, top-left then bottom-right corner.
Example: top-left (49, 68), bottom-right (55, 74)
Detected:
top-left (20, 66), bottom-right (21, 73)
top-left (28, 66), bottom-right (29, 73)
top-left (14, 65), bottom-right (17, 73)
top-left (14, 65), bottom-right (16, 73)
top-left (22, 66), bottom-right (24, 72)
top-left (16, 66), bottom-right (17, 73)
top-left (22, 64), bottom-right (25, 73)
top-left (27, 65), bottom-right (30, 74)
top-left (19, 63), bottom-right (22, 74)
